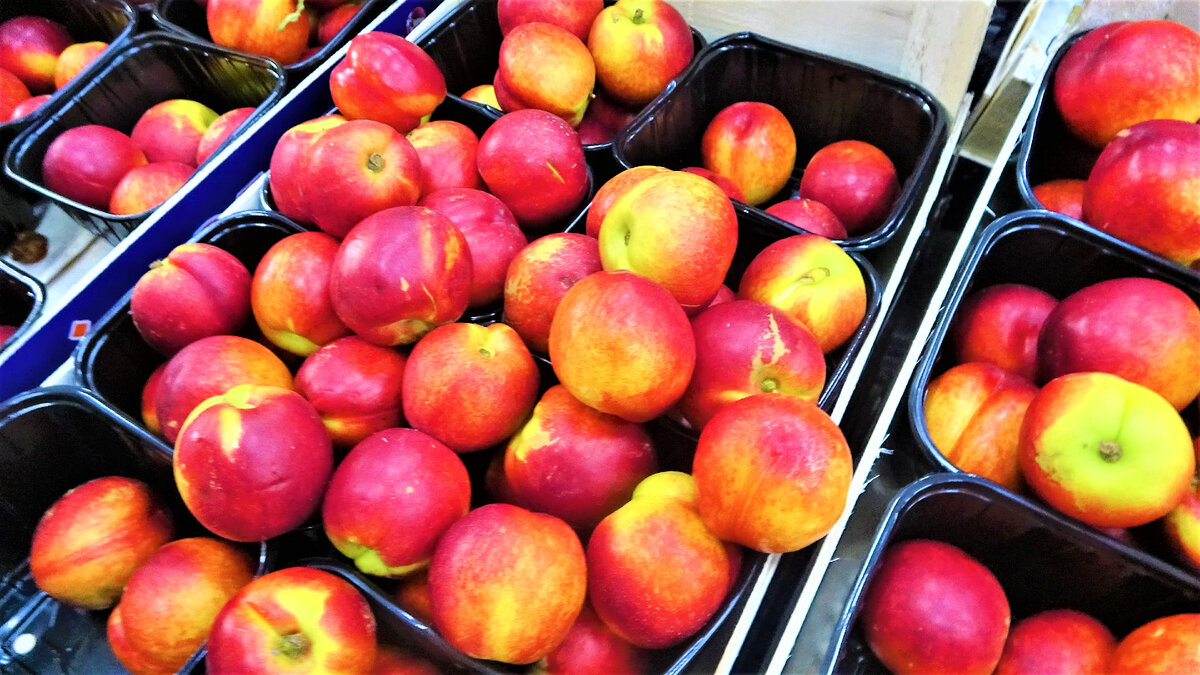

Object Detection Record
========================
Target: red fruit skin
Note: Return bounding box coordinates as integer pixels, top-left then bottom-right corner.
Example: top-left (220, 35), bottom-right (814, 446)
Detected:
top-left (268, 115), bottom-right (346, 225)
top-left (700, 102), bottom-right (796, 206)
top-left (994, 609), bottom-right (1116, 675)
top-left (8, 93), bottom-right (48, 121)
top-left (540, 602), bottom-right (648, 674)
top-left (798, 140), bottom-right (899, 235)
top-left (494, 22), bottom-right (595, 127)
top-left (498, 0), bottom-right (604, 42)
top-left (587, 0), bottom-right (694, 108)
top-left (206, 0), bottom-right (311, 66)
top-left (1053, 20), bottom-right (1200, 148)
top-left (42, 125), bottom-right (148, 210)
top-left (330, 31), bottom-right (446, 133)
top-left (0, 16), bottom-right (72, 93)
top-left (251, 231), bottom-right (351, 357)
top-left (502, 233), bottom-right (602, 353)
top-left (950, 283), bottom-right (1057, 382)
top-left (0, 67), bottom-right (30, 121)
top-left (764, 198), bottom-right (848, 239)
top-left (196, 107), bottom-right (255, 165)
top-left (141, 362), bottom-right (167, 435)
top-left (418, 187), bottom-right (527, 308)
top-left (317, 3), bottom-right (360, 46)
top-left (407, 120), bottom-right (484, 197)
top-left (1109, 613), bottom-right (1200, 674)
top-left (321, 428), bottom-right (471, 576)
top-left (585, 165), bottom-right (668, 238)
top-left (130, 242), bottom-right (252, 356)
top-left (1031, 179), bottom-right (1086, 221)
top-left (859, 539), bottom-right (1011, 675)
top-left (295, 336), bottom-right (407, 448)
top-left (370, 645), bottom-right (440, 675)
top-left (108, 161), bottom-right (194, 216)
top-left (1081, 119), bottom-right (1200, 266)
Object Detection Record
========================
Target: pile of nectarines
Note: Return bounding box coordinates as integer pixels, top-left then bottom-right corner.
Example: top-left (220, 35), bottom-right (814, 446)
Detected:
top-left (0, 14), bottom-right (114, 122)
top-left (205, 0), bottom-right (365, 66)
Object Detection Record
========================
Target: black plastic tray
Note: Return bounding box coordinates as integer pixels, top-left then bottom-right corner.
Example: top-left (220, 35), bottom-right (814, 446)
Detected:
top-left (3, 31), bottom-right (286, 243)
top-left (907, 210), bottom-right (1200, 480)
top-left (613, 32), bottom-right (948, 252)
top-left (0, 0), bottom-right (138, 143)
top-left (150, 0), bottom-right (436, 83)
top-left (1013, 31), bottom-right (1098, 219)
top-left (413, 0), bottom-right (708, 182)
top-left (827, 472), bottom-right (1200, 674)
top-left (0, 385), bottom-right (267, 674)
top-left (0, 257), bottom-right (45, 357)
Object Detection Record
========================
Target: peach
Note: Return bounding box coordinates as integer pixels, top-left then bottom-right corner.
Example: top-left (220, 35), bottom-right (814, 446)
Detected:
top-left (195, 106), bottom-right (255, 165)
top-left (503, 232), bottom-right (602, 353)
top-left (322, 428), bottom-right (471, 577)
top-left (764, 198), bottom-right (848, 239)
top-left (923, 362), bottom-right (1038, 491)
top-left (41, 125), bottom-right (147, 210)
top-left (295, 336), bottom-right (407, 448)
top-left (130, 242), bottom-right (251, 356)
top-left (1053, 20), bottom-right (1200, 148)
top-left (418, 187), bottom-right (527, 308)
top-left (402, 321), bottom-right (539, 453)
top-left (429, 503), bottom-right (587, 664)
top-left (0, 16), bottom-right (72, 93)
top-left (585, 165), bottom-right (669, 238)
top-left (599, 169), bottom-right (738, 313)
top-left (504, 384), bottom-right (658, 530)
top-left (155, 334), bottom-right (294, 443)
top-left (701, 101), bottom-right (796, 206)
top-left (737, 234), bottom-right (867, 352)
top-left (406, 120), bottom-right (483, 196)
top-left (108, 161), bottom-right (194, 215)
top-left (949, 283), bottom-right (1057, 383)
top-left (251, 231), bottom-right (351, 356)
top-left (207, 0), bottom-right (311, 66)
top-left (29, 476), bottom-right (173, 610)
top-left (130, 99), bottom-right (219, 166)
top-left (495, 22), bottom-right (595, 127)
top-left (550, 270), bottom-right (695, 423)
top-left (330, 31), bottom-right (446, 133)
top-left (174, 384), bottom-right (333, 541)
top-left (587, 0), bottom-right (694, 107)
top-left (330, 206), bottom-right (472, 346)
top-left (679, 300), bottom-right (826, 432)
top-left (798, 140), bottom-right (899, 235)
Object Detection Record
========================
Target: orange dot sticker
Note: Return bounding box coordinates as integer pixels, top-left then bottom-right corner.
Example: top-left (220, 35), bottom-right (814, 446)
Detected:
top-left (68, 320), bottom-right (91, 340)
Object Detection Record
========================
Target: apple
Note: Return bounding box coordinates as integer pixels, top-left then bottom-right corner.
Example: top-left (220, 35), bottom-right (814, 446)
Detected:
top-left (1108, 613), bottom-right (1200, 673)
top-left (694, 393), bottom-right (851, 552)
top-left (495, 22), bottom-right (595, 128)
top-left (540, 602), bottom-right (648, 674)
top-left (330, 31), bottom-right (446, 134)
top-left (299, 119), bottom-right (423, 238)
top-left (417, 187), bottom-right (526, 308)
top-left (737, 233), bottom-right (867, 352)
top-left (678, 300), bottom-right (825, 432)
top-left (498, 0), bottom-right (603, 42)
top-left (317, 3), bottom-right (360, 45)
top-left (295, 336), bottom-right (407, 448)
top-left (141, 362), bottom-right (167, 435)
top-left (130, 241), bottom-right (251, 356)
top-left (323, 427), bottom-right (471, 577)
top-left (251, 231), bottom-right (351, 357)
top-left (0, 16), bottom-right (72, 93)
top-left (1053, 20), bottom-right (1200, 148)
top-left (403, 321), bottom-right (539, 453)
top-left (268, 114), bottom-right (346, 225)
top-left (599, 169), bottom-right (739, 313)
top-left (29, 476), bottom-right (173, 610)
top-left (207, 0), bottom-right (311, 66)
top-left (429, 503), bottom-right (587, 664)
top-left (587, 0), bottom-right (694, 107)
top-left (0, 66), bottom-right (29, 121)
top-left (1038, 277), bottom-right (1200, 410)
top-left (407, 120), bottom-right (483, 196)
top-left (950, 282), bottom-right (1057, 382)
top-left (462, 84), bottom-right (500, 110)
top-left (923, 362), bottom-right (1038, 491)
top-left (859, 538), bottom-right (1010, 675)
top-left (1019, 372), bottom-right (1195, 528)
top-left (1031, 179), bottom-right (1086, 221)
top-left (585, 165), bottom-right (669, 238)
top-left (587, 472), bottom-right (738, 648)
top-left (207, 567), bottom-right (377, 672)
top-left (41, 125), bottom-right (147, 210)
top-left (174, 384), bottom-right (333, 542)
top-left (550, 270), bottom-right (695, 423)
top-left (330, 206), bottom-right (472, 346)
top-left (1082, 119), bottom-right (1200, 265)
top-left (503, 232), bottom-right (602, 353)
top-left (994, 608), bottom-right (1115, 675)
top-left (108, 161), bottom-right (194, 215)
top-left (195, 106), bottom-right (255, 165)
top-left (155, 334), bottom-right (294, 443)
top-left (504, 384), bottom-right (658, 530)
top-left (701, 101), bottom-right (797, 206)
top-left (7, 92), bottom-right (47, 121)
top-left (764, 198), bottom-right (848, 239)
top-left (476, 108), bottom-right (590, 230)
top-left (798, 140), bottom-right (899, 235)
top-left (109, 537), bottom-right (255, 674)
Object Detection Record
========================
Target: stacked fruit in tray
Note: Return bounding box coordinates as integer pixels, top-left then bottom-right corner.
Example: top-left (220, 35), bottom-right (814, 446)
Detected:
top-left (0, 13), bottom-right (111, 122)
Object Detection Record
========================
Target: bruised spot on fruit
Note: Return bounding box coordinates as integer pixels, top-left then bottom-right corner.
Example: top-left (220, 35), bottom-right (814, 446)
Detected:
top-left (1100, 440), bottom-right (1122, 463)
top-left (546, 162), bottom-right (565, 184)
top-left (559, 275), bottom-right (576, 288)
top-left (366, 152), bottom-right (385, 174)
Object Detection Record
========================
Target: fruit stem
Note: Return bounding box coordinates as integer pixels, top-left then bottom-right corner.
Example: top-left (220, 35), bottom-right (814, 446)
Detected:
top-left (1099, 440), bottom-right (1122, 463)
top-left (366, 152), bottom-right (385, 173)
top-left (278, 632), bottom-right (310, 659)
top-left (632, 8), bottom-right (645, 24)
top-left (277, 0), bottom-right (307, 32)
